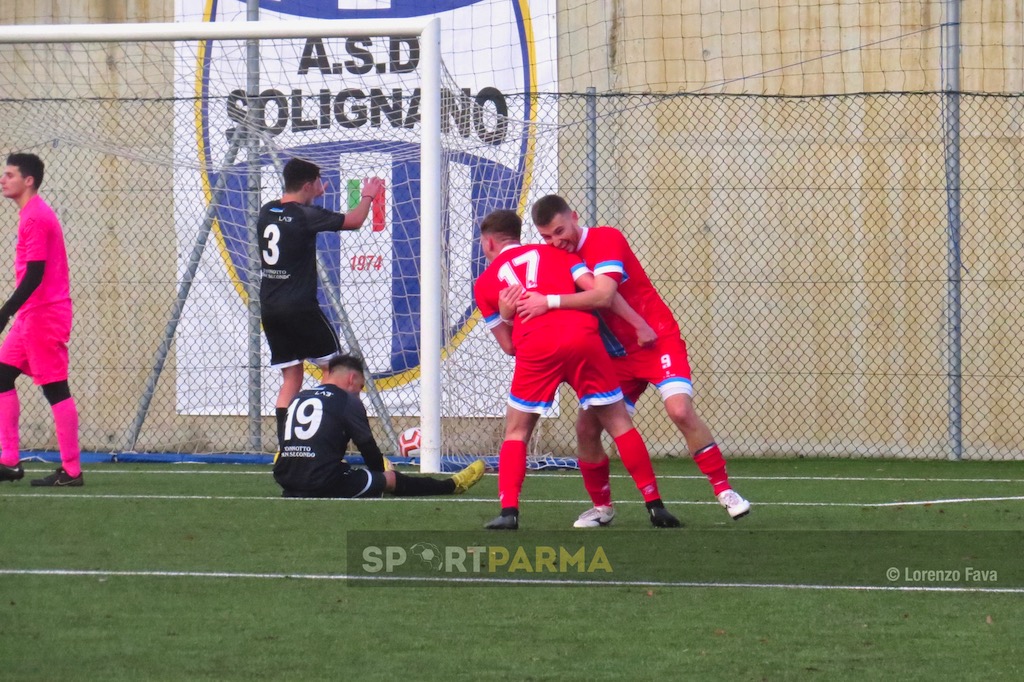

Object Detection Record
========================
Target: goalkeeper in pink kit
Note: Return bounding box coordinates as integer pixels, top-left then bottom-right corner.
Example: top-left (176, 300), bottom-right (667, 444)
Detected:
top-left (0, 153), bottom-right (83, 487)
top-left (523, 195), bottom-right (750, 522)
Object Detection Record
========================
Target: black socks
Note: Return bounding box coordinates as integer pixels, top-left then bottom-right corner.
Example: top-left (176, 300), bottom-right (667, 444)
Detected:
top-left (392, 471), bottom-right (456, 497)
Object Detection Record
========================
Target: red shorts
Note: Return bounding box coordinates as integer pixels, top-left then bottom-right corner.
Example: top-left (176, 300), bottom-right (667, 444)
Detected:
top-left (509, 331), bottom-right (623, 414)
top-left (614, 333), bottom-right (693, 405)
top-left (0, 303), bottom-right (73, 385)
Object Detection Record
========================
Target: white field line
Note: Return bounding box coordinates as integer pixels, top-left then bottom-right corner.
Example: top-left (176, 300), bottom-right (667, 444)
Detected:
top-left (1, 567), bottom-right (1022, 594)
top-left (1, 492), bottom-right (1022, 506)
top-left (11, 468), bottom-right (1024, 484)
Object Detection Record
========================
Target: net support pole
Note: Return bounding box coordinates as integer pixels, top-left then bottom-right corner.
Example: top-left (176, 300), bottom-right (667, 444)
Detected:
top-left (419, 17), bottom-right (443, 473)
top-left (586, 86), bottom-right (598, 226)
top-left (245, 0), bottom-right (263, 452)
top-left (942, 1), bottom-right (963, 461)
top-left (125, 134), bottom-right (244, 451)
top-left (315, 256), bottom-right (399, 449)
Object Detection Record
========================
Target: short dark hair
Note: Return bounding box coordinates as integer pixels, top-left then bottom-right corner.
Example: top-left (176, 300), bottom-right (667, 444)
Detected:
top-left (282, 158), bottom-right (320, 193)
top-left (6, 153), bottom-right (44, 190)
top-left (327, 354), bottom-right (365, 375)
top-left (531, 194), bottom-right (571, 228)
top-left (479, 209), bottom-right (522, 241)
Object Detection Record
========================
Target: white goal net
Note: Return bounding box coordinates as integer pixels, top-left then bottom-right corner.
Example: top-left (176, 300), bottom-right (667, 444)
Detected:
top-left (0, 15), bottom-right (561, 469)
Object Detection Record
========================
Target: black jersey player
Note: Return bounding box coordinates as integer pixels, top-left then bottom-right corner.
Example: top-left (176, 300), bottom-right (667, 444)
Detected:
top-left (273, 354), bottom-right (484, 499)
top-left (257, 158), bottom-right (383, 449)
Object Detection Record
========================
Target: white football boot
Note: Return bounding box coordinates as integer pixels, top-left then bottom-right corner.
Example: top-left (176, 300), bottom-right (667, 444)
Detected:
top-left (573, 505), bottom-right (616, 528)
top-left (717, 489), bottom-right (751, 520)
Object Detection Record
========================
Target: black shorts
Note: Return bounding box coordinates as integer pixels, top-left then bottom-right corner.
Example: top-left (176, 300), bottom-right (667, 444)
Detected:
top-left (281, 468), bottom-right (387, 499)
top-left (262, 307), bottom-right (339, 368)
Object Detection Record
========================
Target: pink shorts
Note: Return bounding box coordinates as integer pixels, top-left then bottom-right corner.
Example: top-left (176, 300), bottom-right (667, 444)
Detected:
top-left (0, 303), bottom-right (72, 385)
top-left (509, 332), bottom-right (624, 414)
top-left (614, 333), bottom-right (694, 404)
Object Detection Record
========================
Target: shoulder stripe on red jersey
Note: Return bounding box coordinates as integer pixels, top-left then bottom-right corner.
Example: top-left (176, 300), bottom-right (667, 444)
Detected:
top-left (593, 260), bottom-right (624, 277)
top-left (570, 262), bottom-right (591, 280)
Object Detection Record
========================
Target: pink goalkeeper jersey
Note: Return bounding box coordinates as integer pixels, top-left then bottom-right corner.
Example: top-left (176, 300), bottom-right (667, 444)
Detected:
top-left (576, 226), bottom-right (680, 355)
top-left (16, 195), bottom-right (71, 312)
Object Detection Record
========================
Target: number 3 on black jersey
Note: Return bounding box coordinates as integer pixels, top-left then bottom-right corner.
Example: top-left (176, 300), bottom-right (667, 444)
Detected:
top-left (262, 224), bottom-right (281, 265)
top-left (285, 397), bottom-right (322, 440)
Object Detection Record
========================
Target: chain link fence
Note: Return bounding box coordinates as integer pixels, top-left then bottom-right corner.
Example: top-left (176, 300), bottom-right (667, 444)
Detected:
top-left (549, 91), bottom-right (1024, 460)
top-left (3, 86), bottom-right (1021, 460)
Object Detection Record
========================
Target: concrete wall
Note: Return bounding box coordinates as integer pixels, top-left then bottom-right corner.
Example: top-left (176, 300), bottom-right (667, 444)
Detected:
top-left (1, 1), bottom-right (1022, 458)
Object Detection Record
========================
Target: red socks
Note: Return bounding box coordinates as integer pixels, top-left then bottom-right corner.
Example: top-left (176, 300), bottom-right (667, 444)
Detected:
top-left (497, 439), bottom-right (528, 509)
top-left (579, 437), bottom-right (732, 504)
top-left (614, 428), bottom-right (661, 502)
top-left (578, 456), bottom-right (612, 507)
top-left (694, 442), bottom-right (730, 495)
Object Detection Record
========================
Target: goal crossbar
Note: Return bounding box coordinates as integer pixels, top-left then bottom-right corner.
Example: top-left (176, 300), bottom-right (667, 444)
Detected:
top-left (0, 19), bottom-right (435, 44)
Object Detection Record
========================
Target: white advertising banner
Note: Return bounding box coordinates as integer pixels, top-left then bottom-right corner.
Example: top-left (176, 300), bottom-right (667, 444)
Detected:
top-left (172, 0), bottom-right (558, 416)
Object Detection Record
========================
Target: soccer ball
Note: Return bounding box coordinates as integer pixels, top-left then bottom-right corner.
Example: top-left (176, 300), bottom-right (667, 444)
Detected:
top-left (398, 427), bottom-right (422, 457)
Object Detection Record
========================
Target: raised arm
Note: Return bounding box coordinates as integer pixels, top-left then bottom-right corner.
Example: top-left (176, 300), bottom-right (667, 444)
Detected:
top-left (340, 177), bottom-right (386, 229)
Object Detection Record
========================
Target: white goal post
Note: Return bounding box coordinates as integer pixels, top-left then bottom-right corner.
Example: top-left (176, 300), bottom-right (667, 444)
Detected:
top-left (0, 19), bottom-right (445, 472)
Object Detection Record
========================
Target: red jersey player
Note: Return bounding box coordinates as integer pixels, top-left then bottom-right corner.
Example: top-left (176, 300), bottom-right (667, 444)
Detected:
top-left (523, 194), bottom-right (751, 520)
top-left (0, 153), bottom-right (83, 487)
top-left (473, 209), bottom-right (680, 530)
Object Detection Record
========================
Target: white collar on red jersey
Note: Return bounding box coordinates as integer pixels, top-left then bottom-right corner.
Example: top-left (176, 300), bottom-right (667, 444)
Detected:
top-left (576, 226), bottom-right (592, 251)
top-left (498, 243), bottom-right (522, 255)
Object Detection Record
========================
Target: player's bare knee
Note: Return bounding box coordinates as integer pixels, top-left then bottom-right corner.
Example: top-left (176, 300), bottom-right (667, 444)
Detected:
top-left (575, 420), bottom-right (606, 461)
top-left (575, 411), bottom-right (603, 441)
top-left (666, 400), bottom-right (699, 431)
top-left (503, 421), bottom-right (533, 442)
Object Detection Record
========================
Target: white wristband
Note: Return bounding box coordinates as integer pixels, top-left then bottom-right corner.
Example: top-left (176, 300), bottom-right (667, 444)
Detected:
top-left (546, 294), bottom-right (561, 310)
top-left (500, 317), bottom-right (513, 326)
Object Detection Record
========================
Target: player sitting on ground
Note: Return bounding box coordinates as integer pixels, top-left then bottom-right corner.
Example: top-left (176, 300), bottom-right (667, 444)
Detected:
top-left (473, 209), bottom-right (680, 530)
top-left (273, 354), bottom-right (484, 499)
